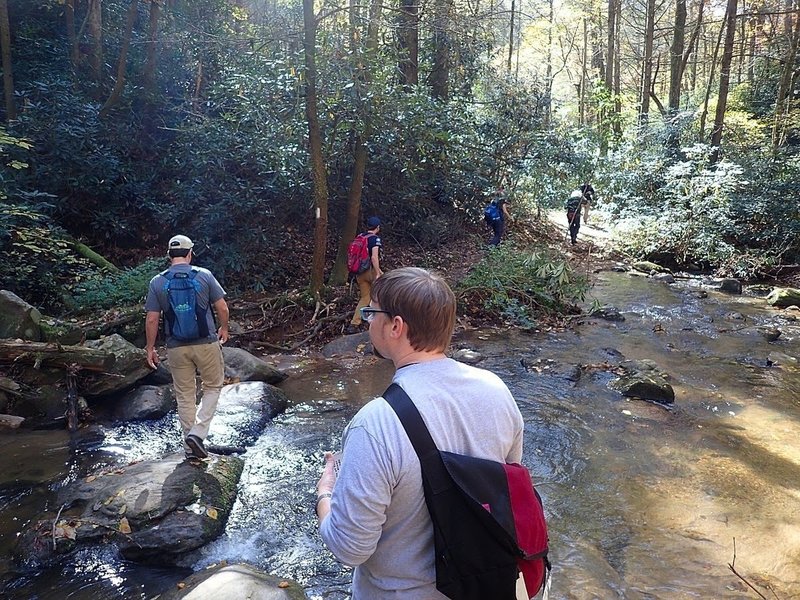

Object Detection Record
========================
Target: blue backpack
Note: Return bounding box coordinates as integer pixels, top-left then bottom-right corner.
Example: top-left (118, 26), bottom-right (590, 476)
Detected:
top-left (162, 269), bottom-right (210, 341)
top-left (483, 202), bottom-right (501, 222)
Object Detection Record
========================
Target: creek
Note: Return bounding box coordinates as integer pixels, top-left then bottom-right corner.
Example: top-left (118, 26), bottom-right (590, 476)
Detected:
top-left (1, 270), bottom-right (799, 599)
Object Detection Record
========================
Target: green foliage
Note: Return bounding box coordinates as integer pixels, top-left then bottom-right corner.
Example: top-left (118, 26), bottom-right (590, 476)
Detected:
top-left (459, 244), bottom-right (588, 326)
top-left (72, 258), bottom-right (165, 313)
top-left (0, 202), bottom-right (92, 310)
top-left (599, 141), bottom-right (800, 277)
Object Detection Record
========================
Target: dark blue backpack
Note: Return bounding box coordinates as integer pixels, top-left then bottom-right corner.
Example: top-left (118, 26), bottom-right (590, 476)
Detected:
top-left (162, 269), bottom-right (210, 341)
top-left (483, 202), bottom-right (501, 222)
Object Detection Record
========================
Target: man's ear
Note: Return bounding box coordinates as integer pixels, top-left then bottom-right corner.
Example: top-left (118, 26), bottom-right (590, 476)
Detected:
top-left (389, 315), bottom-right (405, 340)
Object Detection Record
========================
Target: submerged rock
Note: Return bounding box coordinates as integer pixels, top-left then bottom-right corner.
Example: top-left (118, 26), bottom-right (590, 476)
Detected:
top-left (14, 454), bottom-right (244, 566)
top-left (589, 305), bottom-right (626, 322)
top-left (157, 563), bottom-right (306, 600)
top-left (610, 359), bottom-right (675, 404)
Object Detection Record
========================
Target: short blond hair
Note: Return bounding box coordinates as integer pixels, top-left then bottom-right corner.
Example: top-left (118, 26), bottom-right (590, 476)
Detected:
top-left (371, 267), bottom-right (456, 352)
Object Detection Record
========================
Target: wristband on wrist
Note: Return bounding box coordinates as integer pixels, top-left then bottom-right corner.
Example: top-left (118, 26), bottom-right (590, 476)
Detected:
top-left (315, 492), bottom-right (332, 517)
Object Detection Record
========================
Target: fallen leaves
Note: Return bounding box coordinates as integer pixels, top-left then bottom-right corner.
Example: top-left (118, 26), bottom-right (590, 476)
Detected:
top-left (118, 517), bottom-right (131, 534)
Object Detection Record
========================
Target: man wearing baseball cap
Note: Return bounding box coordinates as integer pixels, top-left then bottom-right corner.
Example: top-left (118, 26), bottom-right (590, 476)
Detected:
top-left (144, 234), bottom-right (229, 460)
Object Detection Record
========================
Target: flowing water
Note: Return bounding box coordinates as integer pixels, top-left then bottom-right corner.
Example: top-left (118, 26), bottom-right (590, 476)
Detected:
top-left (1, 271), bottom-right (799, 599)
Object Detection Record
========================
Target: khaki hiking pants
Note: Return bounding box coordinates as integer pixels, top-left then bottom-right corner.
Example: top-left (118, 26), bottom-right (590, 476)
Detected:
top-left (351, 268), bottom-right (377, 325)
top-left (167, 341), bottom-right (224, 452)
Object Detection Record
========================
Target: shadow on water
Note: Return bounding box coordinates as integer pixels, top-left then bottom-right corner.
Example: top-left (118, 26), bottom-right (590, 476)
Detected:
top-left (1, 272), bottom-right (800, 598)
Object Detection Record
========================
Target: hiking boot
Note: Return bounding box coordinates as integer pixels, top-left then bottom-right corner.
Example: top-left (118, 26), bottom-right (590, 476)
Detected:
top-left (185, 434), bottom-right (208, 459)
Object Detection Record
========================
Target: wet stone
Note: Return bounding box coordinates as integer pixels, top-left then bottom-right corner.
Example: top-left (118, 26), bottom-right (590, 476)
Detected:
top-left (156, 563), bottom-right (306, 600)
top-left (14, 454), bottom-right (244, 567)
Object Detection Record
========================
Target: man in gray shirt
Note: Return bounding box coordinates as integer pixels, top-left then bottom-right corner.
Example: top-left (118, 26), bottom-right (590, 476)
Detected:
top-left (316, 267), bottom-right (524, 598)
top-left (144, 234), bottom-right (229, 459)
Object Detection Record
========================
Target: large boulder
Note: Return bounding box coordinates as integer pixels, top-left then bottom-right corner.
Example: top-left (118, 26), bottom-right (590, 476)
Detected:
top-left (15, 454), bottom-right (244, 566)
top-left (322, 331), bottom-right (372, 358)
top-left (718, 278), bottom-right (742, 294)
top-left (112, 385), bottom-right (175, 421)
top-left (766, 287), bottom-right (800, 308)
top-left (157, 563), bottom-right (306, 600)
top-left (209, 381), bottom-right (289, 447)
top-left (82, 334), bottom-right (152, 396)
top-left (0, 290), bottom-right (42, 341)
top-left (609, 359), bottom-right (675, 404)
top-left (222, 347), bottom-right (287, 384)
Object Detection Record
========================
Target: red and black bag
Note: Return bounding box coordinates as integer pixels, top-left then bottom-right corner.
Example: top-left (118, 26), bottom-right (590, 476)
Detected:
top-left (384, 383), bottom-right (550, 600)
top-left (347, 233), bottom-right (373, 275)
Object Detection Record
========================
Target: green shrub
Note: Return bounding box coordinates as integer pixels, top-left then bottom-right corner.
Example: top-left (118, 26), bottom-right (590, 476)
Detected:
top-left (72, 258), bottom-right (166, 312)
top-left (458, 243), bottom-right (588, 326)
top-left (0, 202), bottom-right (92, 311)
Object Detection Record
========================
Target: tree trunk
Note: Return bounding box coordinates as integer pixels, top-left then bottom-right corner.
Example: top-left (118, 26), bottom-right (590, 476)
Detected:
top-left (143, 0), bottom-right (161, 94)
top-left (613, 0), bottom-right (621, 137)
top-left (544, 0), bottom-right (553, 120)
top-left (640, 0), bottom-right (656, 125)
top-left (507, 0), bottom-right (515, 73)
top-left (747, 11), bottom-right (757, 84)
top-left (65, 0), bottom-right (79, 67)
top-left (88, 0), bottom-right (103, 92)
top-left (580, 17), bottom-right (588, 125)
top-left (431, 0), bottom-right (451, 99)
top-left (772, 9), bottom-right (800, 150)
top-left (710, 0), bottom-right (738, 153)
top-left (303, 0), bottom-right (329, 299)
top-left (699, 12), bottom-right (725, 140)
top-left (397, 0), bottom-right (418, 86)
top-left (708, 2), bottom-right (737, 155)
top-left (100, 0), bottom-right (139, 118)
top-left (0, 0), bottom-right (15, 121)
top-left (330, 0), bottom-right (383, 285)
top-left (605, 0), bottom-right (615, 90)
top-left (668, 0), bottom-right (687, 112)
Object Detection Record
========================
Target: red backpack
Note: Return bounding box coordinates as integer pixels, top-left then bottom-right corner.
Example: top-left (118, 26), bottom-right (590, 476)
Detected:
top-left (347, 233), bottom-right (373, 274)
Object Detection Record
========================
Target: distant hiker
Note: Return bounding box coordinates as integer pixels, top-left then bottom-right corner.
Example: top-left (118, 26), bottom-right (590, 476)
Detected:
top-left (580, 182), bottom-right (595, 224)
top-left (144, 234), bottom-right (229, 460)
top-left (347, 216), bottom-right (383, 333)
top-left (316, 267), bottom-right (531, 599)
top-left (566, 189), bottom-right (589, 245)
top-left (484, 186), bottom-right (510, 246)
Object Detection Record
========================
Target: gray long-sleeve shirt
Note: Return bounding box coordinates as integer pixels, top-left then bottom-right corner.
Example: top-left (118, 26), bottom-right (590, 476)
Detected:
top-left (319, 358), bottom-right (524, 599)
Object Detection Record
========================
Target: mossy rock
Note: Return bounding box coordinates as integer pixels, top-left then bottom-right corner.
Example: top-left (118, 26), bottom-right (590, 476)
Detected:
top-left (631, 261), bottom-right (672, 275)
top-left (766, 287), bottom-right (800, 308)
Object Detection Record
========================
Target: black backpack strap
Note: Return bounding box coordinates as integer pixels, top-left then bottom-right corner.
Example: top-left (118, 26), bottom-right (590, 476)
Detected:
top-left (383, 383), bottom-right (452, 494)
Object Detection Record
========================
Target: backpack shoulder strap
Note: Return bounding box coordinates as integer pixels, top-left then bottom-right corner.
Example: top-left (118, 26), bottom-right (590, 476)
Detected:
top-left (383, 383), bottom-right (452, 493)
top-left (161, 269), bottom-right (172, 279)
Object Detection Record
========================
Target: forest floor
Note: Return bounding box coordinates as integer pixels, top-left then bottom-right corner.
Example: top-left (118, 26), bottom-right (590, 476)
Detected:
top-left (229, 211), bottom-right (624, 354)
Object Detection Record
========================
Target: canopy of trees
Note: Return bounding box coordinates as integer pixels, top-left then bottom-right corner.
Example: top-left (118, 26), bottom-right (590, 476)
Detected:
top-left (0, 0), bottom-right (798, 312)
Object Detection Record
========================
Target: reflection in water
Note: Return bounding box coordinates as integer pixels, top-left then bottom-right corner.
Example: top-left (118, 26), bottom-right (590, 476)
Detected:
top-left (1, 272), bottom-right (799, 598)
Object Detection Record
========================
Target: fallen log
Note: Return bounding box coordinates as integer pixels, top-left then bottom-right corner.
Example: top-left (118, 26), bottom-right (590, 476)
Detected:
top-left (0, 341), bottom-right (113, 372)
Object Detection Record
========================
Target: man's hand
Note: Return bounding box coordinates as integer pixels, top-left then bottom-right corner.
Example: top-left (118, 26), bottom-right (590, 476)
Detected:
top-left (316, 452), bottom-right (337, 496)
top-left (145, 346), bottom-right (160, 369)
top-left (217, 325), bottom-right (229, 344)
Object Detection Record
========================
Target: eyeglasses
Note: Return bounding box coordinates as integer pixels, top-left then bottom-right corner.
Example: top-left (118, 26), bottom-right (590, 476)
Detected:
top-left (360, 307), bottom-right (392, 323)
